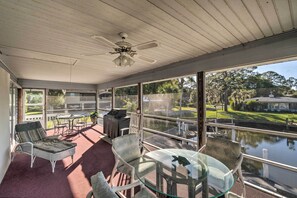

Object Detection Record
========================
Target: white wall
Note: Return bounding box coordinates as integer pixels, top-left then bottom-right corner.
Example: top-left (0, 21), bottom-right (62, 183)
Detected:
top-left (0, 67), bottom-right (10, 183)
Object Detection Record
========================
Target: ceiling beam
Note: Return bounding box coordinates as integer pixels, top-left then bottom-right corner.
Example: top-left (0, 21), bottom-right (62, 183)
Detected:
top-left (19, 79), bottom-right (97, 91)
top-left (98, 29), bottom-right (297, 89)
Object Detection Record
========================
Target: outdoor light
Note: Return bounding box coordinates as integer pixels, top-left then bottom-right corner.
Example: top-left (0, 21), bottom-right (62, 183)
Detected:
top-left (112, 53), bottom-right (135, 67)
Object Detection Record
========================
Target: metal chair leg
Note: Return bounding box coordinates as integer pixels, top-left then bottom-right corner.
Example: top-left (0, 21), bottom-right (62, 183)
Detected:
top-left (110, 160), bottom-right (119, 187)
top-left (238, 168), bottom-right (246, 198)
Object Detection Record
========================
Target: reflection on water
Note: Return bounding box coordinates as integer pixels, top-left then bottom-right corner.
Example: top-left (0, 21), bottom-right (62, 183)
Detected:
top-left (233, 130), bottom-right (297, 188)
top-left (143, 117), bottom-right (297, 189)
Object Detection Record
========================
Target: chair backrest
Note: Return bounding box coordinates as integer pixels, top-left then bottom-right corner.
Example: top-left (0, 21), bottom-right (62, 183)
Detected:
top-left (128, 113), bottom-right (143, 135)
top-left (83, 115), bottom-right (88, 122)
top-left (90, 171), bottom-right (118, 198)
top-left (15, 121), bottom-right (46, 143)
top-left (52, 117), bottom-right (59, 126)
top-left (203, 137), bottom-right (242, 171)
top-left (112, 134), bottom-right (141, 163)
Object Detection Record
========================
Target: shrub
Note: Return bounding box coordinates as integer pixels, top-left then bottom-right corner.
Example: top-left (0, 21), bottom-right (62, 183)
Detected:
top-left (244, 100), bottom-right (258, 111)
top-left (230, 100), bottom-right (242, 111)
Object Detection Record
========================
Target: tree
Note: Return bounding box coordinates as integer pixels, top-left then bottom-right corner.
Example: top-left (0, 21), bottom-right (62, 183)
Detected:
top-left (206, 67), bottom-right (255, 111)
top-left (229, 89), bottom-right (256, 110)
top-left (175, 77), bottom-right (196, 116)
top-left (261, 71), bottom-right (286, 87)
top-left (47, 90), bottom-right (65, 109)
top-left (156, 80), bottom-right (179, 94)
top-left (206, 66), bottom-right (297, 112)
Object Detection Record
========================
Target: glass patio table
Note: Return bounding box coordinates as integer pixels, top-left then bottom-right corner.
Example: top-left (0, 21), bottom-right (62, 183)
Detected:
top-left (136, 149), bottom-right (234, 198)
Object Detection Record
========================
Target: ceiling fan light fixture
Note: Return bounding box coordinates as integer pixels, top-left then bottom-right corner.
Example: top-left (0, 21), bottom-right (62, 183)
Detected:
top-left (113, 54), bottom-right (135, 67)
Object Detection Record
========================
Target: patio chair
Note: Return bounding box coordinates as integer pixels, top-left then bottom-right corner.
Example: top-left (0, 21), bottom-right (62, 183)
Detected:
top-left (77, 114), bottom-right (88, 128)
top-left (86, 171), bottom-right (156, 198)
top-left (110, 134), bottom-right (155, 196)
top-left (73, 118), bottom-right (85, 132)
top-left (198, 136), bottom-right (246, 198)
top-left (56, 113), bottom-right (71, 125)
top-left (120, 113), bottom-right (143, 136)
top-left (52, 117), bottom-right (68, 135)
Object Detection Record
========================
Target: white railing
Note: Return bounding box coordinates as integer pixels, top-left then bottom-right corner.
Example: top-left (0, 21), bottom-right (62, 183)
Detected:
top-left (24, 114), bottom-right (59, 122)
top-left (207, 122), bottom-right (297, 139)
top-left (24, 114), bottom-right (43, 121)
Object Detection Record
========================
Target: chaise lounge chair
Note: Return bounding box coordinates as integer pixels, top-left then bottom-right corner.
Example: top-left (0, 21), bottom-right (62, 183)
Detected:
top-left (12, 121), bottom-right (77, 173)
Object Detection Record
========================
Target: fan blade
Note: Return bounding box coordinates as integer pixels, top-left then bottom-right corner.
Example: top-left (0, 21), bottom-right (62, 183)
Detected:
top-left (136, 55), bottom-right (157, 64)
top-left (133, 40), bottom-right (159, 50)
top-left (91, 35), bottom-right (118, 48)
top-left (81, 52), bottom-right (110, 56)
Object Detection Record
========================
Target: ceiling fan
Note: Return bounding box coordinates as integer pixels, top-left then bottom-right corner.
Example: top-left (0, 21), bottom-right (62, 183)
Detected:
top-left (83, 32), bottom-right (159, 67)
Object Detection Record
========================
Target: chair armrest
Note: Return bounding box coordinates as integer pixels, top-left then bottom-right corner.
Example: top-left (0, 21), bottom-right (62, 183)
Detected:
top-left (112, 180), bottom-right (142, 192)
top-left (142, 144), bottom-right (151, 153)
top-left (14, 142), bottom-right (34, 154)
top-left (232, 153), bottom-right (243, 174)
top-left (198, 144), bottom-right (206, 152)
top-left (112, 147), bottom-right (134, 171)
top-left (120, 128), bottom-right (129, 136)
top-left (86, 190), bottom-right (93, 198)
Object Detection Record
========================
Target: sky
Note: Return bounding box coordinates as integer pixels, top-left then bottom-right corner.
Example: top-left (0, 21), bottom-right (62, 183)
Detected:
top-left (255, 60), bottom-right (297, 79)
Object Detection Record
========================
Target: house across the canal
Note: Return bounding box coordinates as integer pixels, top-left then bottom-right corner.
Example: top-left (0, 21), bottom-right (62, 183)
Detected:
top-left (245, 93), bottom-right (297, 112)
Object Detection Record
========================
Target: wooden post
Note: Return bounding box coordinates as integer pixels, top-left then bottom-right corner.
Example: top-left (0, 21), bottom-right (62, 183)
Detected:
top-left (96, 89), bottom-right (99, 113)
top-left (44, 88), bottom-right (47, 128)
top-left (17, 88), bottom-right (23, 123)
top-left (112, 87), bottom-right (115, 109)
top-left (137, 82), bottom-right (143, 114)
top-left (137, 83), bottom-right (144, 143)
top-left (197, 71), bottom-right (206, 149)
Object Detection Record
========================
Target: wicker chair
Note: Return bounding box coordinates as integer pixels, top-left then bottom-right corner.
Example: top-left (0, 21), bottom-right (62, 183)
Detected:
top-left (198, 136), bottom-right (246, 197)
top-left (86, 171), bottom-right (156, 198)
top-left (12, 121), bottom-right (77, 173)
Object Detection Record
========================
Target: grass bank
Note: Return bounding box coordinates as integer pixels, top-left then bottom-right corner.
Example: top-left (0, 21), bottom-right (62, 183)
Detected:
top-left (173, 106), bottom-right (297, 124)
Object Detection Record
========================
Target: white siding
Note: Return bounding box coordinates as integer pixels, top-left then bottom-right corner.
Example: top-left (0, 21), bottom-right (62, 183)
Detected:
top-left (0, 67), bottom-right (11, 183)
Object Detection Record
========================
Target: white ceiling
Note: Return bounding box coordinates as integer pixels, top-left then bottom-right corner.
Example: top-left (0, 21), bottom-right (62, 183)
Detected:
top-left (0, 0), bottom-right (296, 84)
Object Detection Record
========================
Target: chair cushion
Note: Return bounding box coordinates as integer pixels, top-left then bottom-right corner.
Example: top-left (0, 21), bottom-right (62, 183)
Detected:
top-left (90, 171), bottom-right (118, 198)
top-left (36, 127), bottom-right (47, 139)
top-left (33, 140), bottom-right (77, 153)
top-left (117, 156), bottom-right (156, 179)
top-left (112, 134), bottom-right (141, 163)
top-left (17, 131), bottom-right (31, 142)
top-left (15, 121), bottom-right (44, 142)
top-left (28, 129), bottom-right (41, 142)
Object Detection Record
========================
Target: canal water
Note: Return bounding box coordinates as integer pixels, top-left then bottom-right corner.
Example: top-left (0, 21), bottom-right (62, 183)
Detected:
top-left (235, 130), bottom-right (297, 189)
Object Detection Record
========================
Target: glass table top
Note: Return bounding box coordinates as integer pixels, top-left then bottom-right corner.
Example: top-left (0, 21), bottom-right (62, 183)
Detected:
top-left (136, 149), bottom-right (234, 198)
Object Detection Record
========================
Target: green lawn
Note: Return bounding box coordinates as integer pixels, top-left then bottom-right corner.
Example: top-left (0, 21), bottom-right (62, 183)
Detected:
top-left (26, 111), bottom-right (42, 115)
top-left (172, 106), bottom-right (297, 124)
top-left (208, 109), bottom-right (297, 124)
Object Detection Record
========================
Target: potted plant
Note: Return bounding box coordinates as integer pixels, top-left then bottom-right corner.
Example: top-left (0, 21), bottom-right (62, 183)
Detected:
top-left (90, 111), bottom-right (98, 125)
